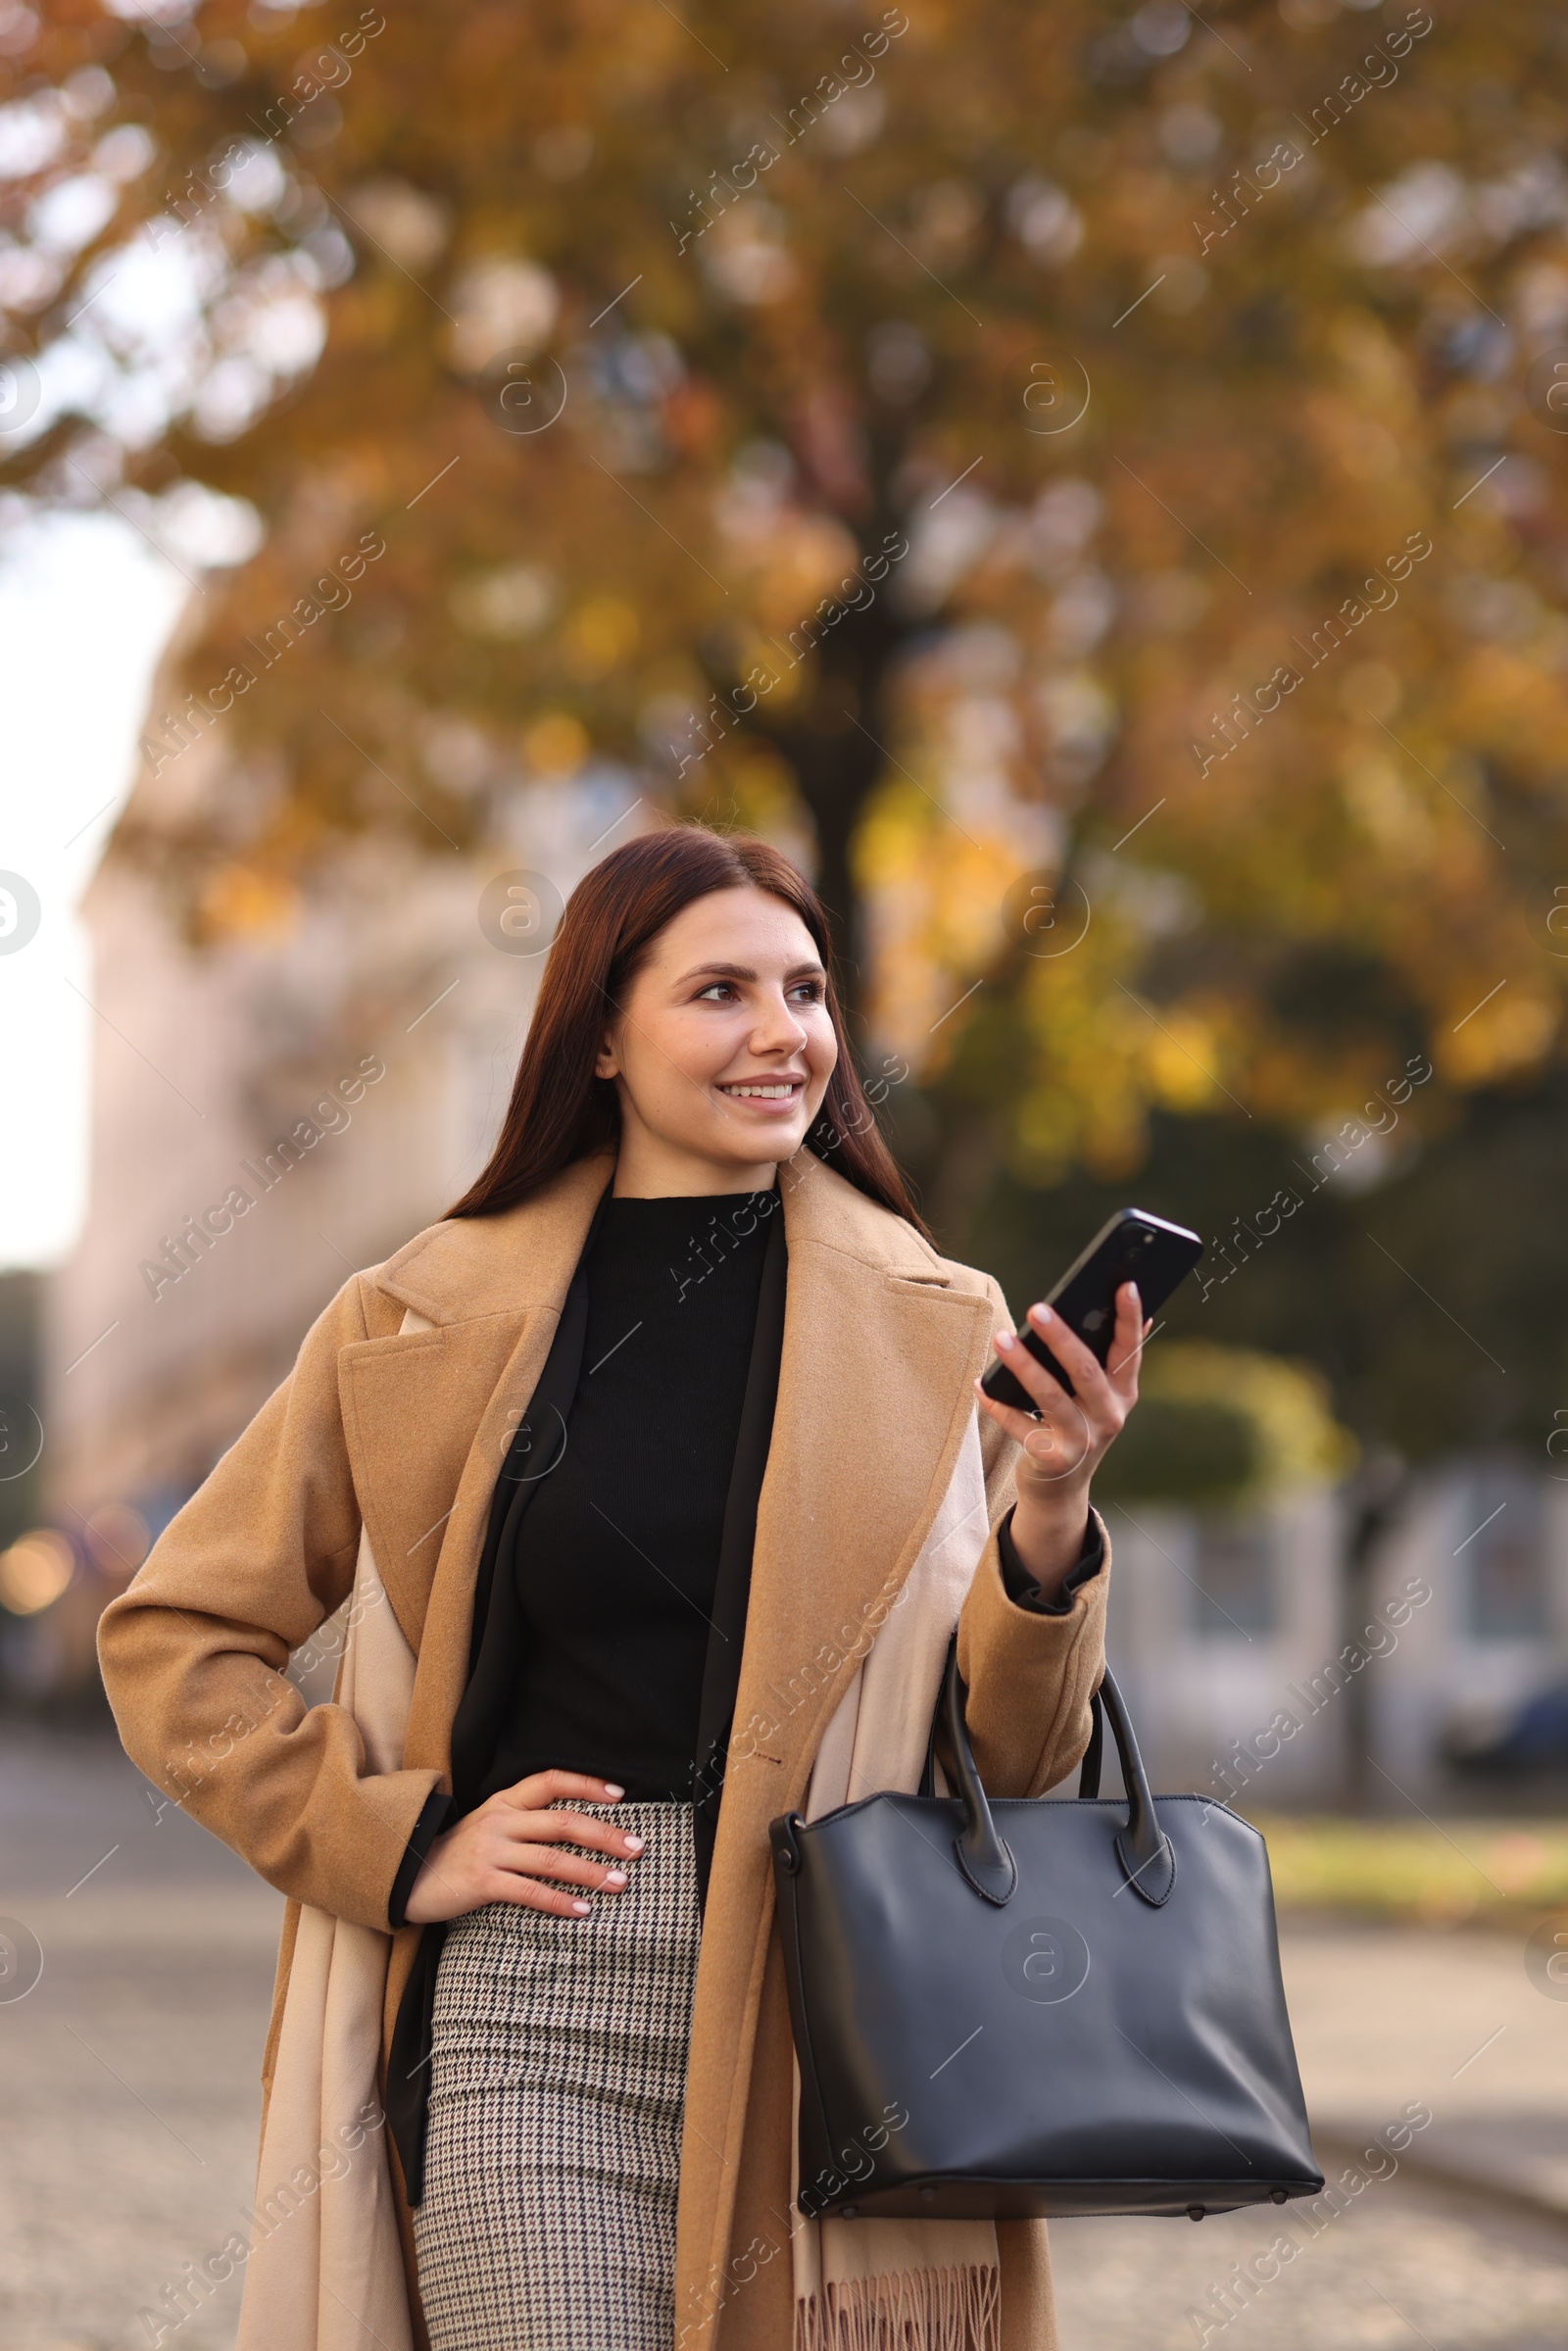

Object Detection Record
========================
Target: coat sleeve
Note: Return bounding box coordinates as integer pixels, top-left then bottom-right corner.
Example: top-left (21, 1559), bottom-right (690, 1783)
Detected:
top-left (96, 1274), bottom-right (444, 1932)
top-left (954, 1274), bottom-right (1108, 1799)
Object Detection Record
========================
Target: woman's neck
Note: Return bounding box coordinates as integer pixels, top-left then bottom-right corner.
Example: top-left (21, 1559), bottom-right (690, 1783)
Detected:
top-left (611, 1129), bottom-right (780, 1199)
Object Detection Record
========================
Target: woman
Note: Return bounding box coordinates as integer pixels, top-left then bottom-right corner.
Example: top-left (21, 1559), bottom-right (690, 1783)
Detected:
top-left (99, 826), bottom-right (1147, 2351)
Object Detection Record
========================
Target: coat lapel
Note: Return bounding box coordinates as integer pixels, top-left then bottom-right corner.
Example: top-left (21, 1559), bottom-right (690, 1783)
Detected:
top-left (739, 1150), bottom-right (998, 1788)
top-left (335, 1154), bottom-right (613, 1704)
top-left (337, 1318), bottom-right (525, 1656)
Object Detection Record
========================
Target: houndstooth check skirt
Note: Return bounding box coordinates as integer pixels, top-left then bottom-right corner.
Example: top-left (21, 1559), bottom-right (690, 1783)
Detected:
top-left (413, 1801), bottom-right (701, 2351)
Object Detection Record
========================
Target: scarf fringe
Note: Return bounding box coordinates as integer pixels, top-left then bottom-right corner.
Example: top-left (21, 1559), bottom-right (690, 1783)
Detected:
top-left (795, 2264), bottom-right (1002, 2351)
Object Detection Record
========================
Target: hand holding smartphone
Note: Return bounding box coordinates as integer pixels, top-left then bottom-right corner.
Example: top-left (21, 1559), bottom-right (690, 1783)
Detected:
top-left (980, 1208), bottom-right (1203, 1411)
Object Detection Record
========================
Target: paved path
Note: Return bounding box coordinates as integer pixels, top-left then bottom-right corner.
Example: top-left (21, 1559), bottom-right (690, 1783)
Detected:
top-left (0, 1724), bottom-right (276, 2351)
top-left (1279, 1914), bottom-right (1568, 2219)
top-left (2, 1723), bottom-right (1566, 2350)
top-left (1049, 2180), bottom-right (1568, 2351)
top-left (1048, 1915), bottom-right (1568, 2350)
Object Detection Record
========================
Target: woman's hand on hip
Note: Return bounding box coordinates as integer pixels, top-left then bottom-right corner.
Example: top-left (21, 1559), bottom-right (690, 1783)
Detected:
top-left (975, 1282), bottom-right (1150, 1603)
top-left (403, 1770), bottom-right (645, 1925)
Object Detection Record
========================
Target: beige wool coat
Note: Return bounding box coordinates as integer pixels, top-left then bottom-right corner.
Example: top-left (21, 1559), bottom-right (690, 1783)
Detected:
top-left (98, 1147), bottom-right (1108, 2349)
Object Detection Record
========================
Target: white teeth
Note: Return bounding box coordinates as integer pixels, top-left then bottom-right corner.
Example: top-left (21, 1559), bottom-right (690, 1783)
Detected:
top-left (723, 1083), bottom-right (798, 1099)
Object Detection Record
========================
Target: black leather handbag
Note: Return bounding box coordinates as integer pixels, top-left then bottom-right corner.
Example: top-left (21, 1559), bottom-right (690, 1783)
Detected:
top-left (769, 1647), bottom-right (1324, 2222)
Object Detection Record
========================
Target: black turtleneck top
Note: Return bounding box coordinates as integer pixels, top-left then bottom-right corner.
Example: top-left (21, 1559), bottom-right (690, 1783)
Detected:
top-left (481, 1189), bottom-right (773, 1799)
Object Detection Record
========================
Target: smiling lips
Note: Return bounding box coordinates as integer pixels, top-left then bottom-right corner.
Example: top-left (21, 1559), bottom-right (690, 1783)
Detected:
top-left (719, 1079), bottom-right (805, 1102)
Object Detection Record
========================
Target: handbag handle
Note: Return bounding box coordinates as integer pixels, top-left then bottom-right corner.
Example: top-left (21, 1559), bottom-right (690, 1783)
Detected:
top-left (1072, 1670), bottom-right (1176, 1905)
top-left (929, 1640), bottom-right (1176, 1909)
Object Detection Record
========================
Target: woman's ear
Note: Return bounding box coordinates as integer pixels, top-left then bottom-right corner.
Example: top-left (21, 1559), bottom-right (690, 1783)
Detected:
top-left (595, 1025), bottom-right (620, 1082)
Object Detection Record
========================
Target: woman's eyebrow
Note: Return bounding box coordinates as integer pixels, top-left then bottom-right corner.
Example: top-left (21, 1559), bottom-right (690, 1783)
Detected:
top-left (675, 960), bottom-right (827, 984)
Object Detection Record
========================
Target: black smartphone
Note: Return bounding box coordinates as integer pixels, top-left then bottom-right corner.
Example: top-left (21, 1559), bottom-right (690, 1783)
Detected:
top-left (980, 1207), bottom-right (1203, 1409)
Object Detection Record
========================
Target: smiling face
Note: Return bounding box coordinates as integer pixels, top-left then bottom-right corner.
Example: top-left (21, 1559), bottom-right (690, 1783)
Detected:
top-left (596, 885), bottom-right (840, 1197)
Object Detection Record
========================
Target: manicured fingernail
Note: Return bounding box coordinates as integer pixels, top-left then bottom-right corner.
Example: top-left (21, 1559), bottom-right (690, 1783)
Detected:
top-left (1030, 1302), bottom-right (1054, 1324)
top-left (995, 1330), bottom-right (1016, 1351)
top-left (604, 1869), bottom-right (627, 1888)
top-left (572, 1898), bottom-right (591, 1914)
top-left (603, 1782), bottom-right (624, 1799)
top-left (623, 1834), bottom-right (645, 1853)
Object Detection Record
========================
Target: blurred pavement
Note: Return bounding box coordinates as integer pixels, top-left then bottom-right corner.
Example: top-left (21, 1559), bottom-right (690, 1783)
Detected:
top-left (2, 1720), bottom-right (1566, 2351)
top-left (0, 1721), bottom-right (277, 2351)
top-left (1052, 1914), bottom-right (1568, 2351)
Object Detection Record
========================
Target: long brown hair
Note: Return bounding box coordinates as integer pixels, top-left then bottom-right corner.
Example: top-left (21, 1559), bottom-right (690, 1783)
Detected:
top-left (447, 826), bottom-right (929, 1235)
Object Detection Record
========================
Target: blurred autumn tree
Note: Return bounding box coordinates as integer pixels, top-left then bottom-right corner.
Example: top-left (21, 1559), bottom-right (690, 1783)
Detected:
top-left (7, 0), bottom-right (1568, 1454)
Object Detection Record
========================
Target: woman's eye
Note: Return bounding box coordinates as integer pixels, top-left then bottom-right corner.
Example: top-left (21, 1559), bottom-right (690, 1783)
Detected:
top-left (696, 983), bottom-right (736, 1002)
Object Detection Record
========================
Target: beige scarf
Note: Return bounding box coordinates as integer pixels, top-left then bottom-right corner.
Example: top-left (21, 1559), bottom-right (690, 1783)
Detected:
top-left (791, 1419), bottom-right (1002, 2351)
top-left (239, 1310), bottom-right (1000, 2351)
top-left (235, 1318), bottom-right (428, 2351)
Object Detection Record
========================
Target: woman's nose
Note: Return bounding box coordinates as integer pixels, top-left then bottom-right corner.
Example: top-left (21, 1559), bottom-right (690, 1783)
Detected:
top-left (754, 999), bottom-right (808, 1051)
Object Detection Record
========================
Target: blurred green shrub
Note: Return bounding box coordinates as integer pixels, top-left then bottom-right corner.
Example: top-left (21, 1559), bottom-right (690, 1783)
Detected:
top-left (1095, 1342), bottom-right (1355, 1506)
top-left (1257, 1816), bottom-right (1568, 1922)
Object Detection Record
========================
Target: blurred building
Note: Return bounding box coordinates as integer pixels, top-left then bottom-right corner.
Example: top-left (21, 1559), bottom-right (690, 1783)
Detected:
top-left (33, 644), bottom-right (642, 1686)
top-left (1108, 1460), bottom-right (1568, 1807)
top-left (0, 1269), bottom-right (43, 1551)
